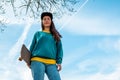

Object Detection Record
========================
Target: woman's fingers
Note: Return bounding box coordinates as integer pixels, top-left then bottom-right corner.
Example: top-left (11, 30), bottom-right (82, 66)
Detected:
top-left (57, 64), bottom-right (62, 71)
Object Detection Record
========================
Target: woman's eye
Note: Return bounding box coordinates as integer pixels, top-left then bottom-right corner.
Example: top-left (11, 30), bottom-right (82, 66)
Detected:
top-left (43, 17), bottom-right (50, 21)
top-left (43, 18), bottom-right (46, 20)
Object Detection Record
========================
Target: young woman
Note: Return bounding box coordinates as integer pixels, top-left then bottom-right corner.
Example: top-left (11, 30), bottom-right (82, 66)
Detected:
top-left (29, 12), bottom-right (63, 80)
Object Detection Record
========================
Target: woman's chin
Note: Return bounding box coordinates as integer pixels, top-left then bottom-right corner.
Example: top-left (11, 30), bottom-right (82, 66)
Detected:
top-left (44, 25), bottom-right (51, 28)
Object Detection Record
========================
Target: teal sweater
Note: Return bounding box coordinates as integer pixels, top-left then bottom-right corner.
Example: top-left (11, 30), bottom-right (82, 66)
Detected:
top-left (29, 31), bottom-right (63, 64)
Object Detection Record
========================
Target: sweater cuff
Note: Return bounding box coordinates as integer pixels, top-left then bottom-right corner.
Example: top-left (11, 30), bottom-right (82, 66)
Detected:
top-left (56, 58), bottom-right (62, 64)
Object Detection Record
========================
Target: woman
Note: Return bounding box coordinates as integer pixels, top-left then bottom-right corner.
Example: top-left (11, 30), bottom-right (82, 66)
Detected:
top-left (29, 12), bottom-right (63, 80)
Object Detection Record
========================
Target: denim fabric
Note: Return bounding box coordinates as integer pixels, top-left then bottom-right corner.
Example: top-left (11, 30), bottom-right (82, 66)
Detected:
top-left (30, 61), bottom-right (61, 80)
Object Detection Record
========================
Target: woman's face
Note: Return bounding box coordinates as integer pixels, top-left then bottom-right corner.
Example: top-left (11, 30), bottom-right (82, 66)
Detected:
top-left (42, 16), bottom-right (52, 28)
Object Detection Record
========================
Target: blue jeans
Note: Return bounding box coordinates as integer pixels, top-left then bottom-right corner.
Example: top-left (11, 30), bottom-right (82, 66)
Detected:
top-left (30, 61), bottom-right (61, 80)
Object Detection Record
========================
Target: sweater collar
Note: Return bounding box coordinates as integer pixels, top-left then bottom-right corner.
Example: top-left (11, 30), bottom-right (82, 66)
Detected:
top-left (42, 30), bottom-right (51, 33)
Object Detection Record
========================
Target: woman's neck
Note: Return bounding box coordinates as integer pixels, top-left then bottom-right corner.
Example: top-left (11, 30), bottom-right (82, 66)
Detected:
top-left (44, 28), bottom-right (50, 31)
top-left (43, 28), bottom-right (50, 33)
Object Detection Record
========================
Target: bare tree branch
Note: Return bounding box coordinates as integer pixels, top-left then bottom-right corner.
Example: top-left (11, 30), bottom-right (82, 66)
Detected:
top-left (0, 19), bottom-right (7, 33)
top-left (0, 0), bottom-right (84, 32)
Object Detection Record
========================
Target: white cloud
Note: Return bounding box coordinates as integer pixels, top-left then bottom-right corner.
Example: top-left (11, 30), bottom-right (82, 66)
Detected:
top-left (58, 0), bottom-right (89, 31)
top-left (60, 15), bottom-right (120, 35)
top-left (97, 38), bottom-right (120, 54)
top-left (61, 37), bottom-right (120, 80)
top-left (8, 17), bottom-right (33, 62)
top-left (0, 59), bottom-right (32, 80)
top-left (114, 39), bottom-right (120, 52)
top-left (61, 57), bottom-right (120, 80)
top-left (63, 45), bottom-right (93, 67)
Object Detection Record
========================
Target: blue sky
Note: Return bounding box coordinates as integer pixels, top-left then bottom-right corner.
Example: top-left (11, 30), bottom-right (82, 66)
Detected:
top-left (0, 0), bottom-right (120, 80)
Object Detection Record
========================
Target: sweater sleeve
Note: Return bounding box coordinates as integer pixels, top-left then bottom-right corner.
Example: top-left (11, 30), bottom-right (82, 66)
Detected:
top-left (29, 32), bottom-right (38, 53)
top-left (56, 40), bottom-right (63, 64)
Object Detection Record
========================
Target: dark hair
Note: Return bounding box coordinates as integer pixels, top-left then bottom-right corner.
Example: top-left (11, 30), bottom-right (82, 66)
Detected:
top-left (41, 12), bottom-right (62, 42)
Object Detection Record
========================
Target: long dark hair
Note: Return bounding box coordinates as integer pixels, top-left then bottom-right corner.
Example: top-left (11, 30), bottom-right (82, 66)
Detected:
top-left (41, 21), bottom-right (62, 42)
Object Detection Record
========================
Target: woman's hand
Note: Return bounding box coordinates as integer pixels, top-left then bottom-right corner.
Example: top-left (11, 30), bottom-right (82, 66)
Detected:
top-left (57, 64), bottom-right (62, 71)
